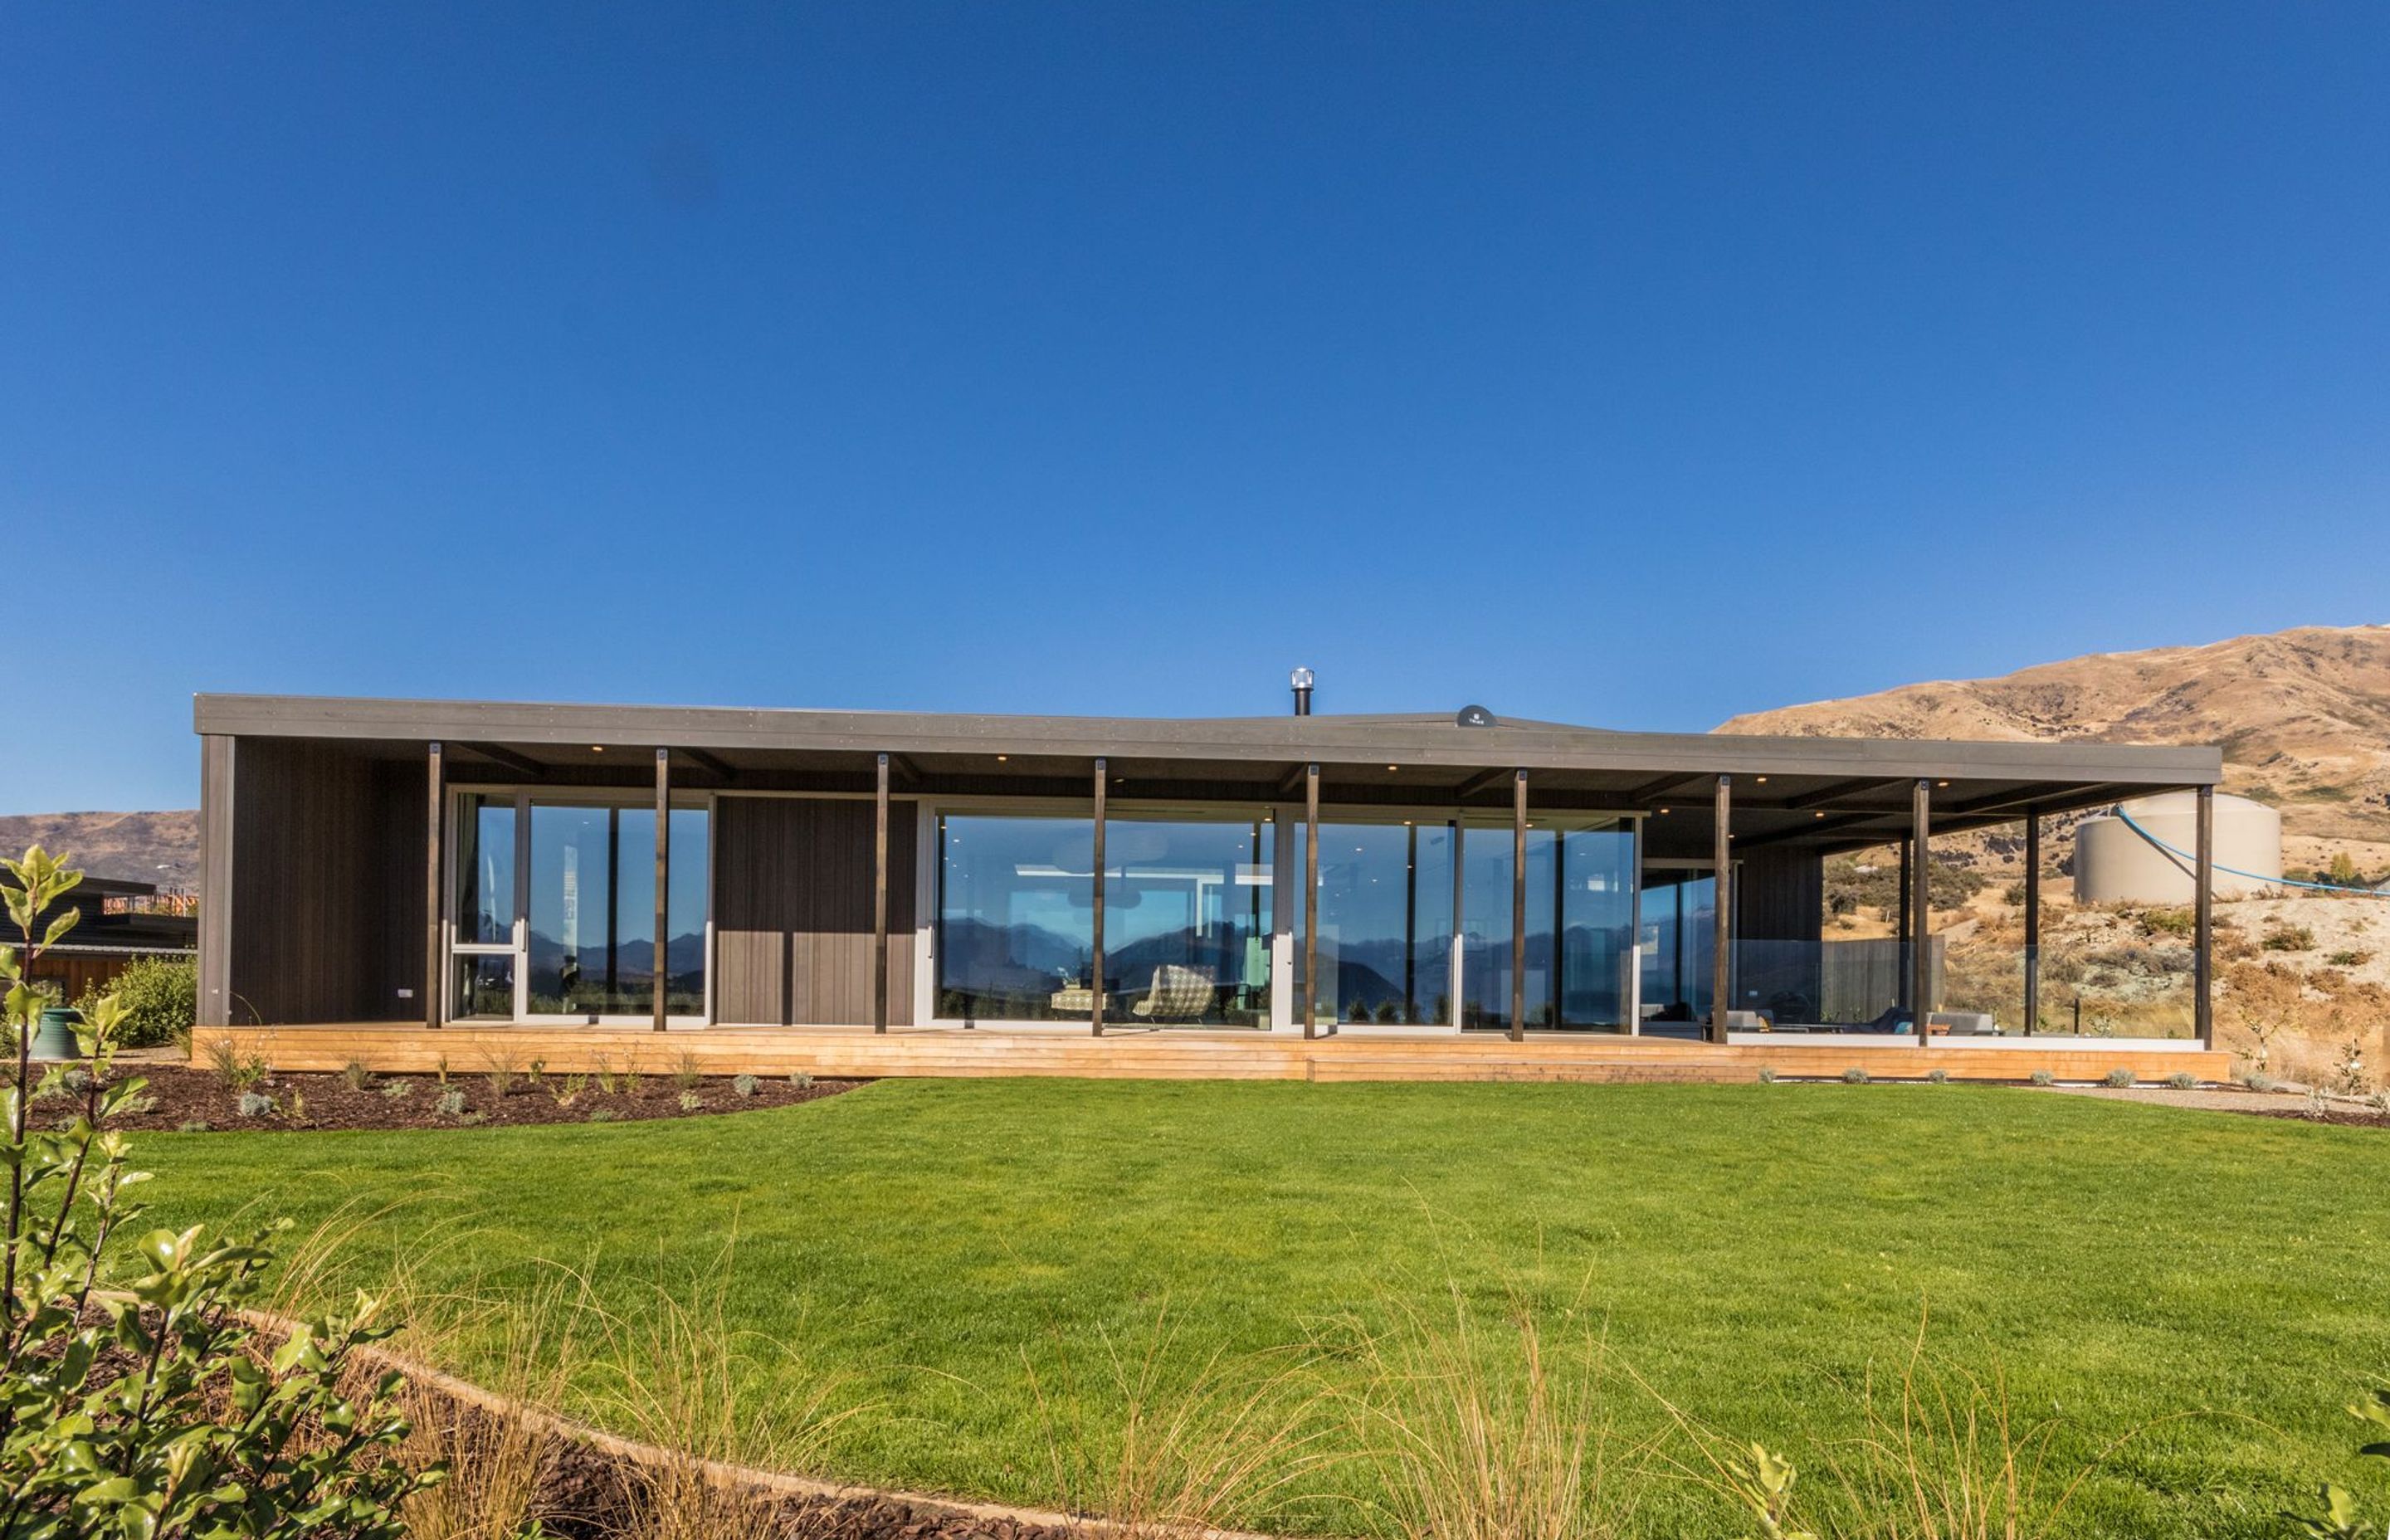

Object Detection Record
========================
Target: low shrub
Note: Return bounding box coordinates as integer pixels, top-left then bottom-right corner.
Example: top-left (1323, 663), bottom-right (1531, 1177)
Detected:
top-left (2327, 948), bottom-right (2373, 967)
top-left (588, 1106), bottom-right (618, 1123)
top-left (381, 1078), bottom-right (412, 1099)
top-left (1842, 1067), bottom-right (1870, 1085)
top-left (2246, 1072), bottom-right (2280, 1093)
top-left (237, 1090), bottom-right (276, 1118)
top-left (1755, 1065), bottom-right (1778, 1084)
top-left (76, 953), bottom-right (196, 1048)
top-left (671, 1050), bottom-right (705, 1092)
top-left (789, 1070), bottom-right (814, 1089)
top-left (2167, 1071), bottom-right (2198, 1089)
top-left (2030, 1068), bottom-right (2055, 1086)
top-left (1925, 1067), bottom-right (1949, 1084)
top-left (2261, 923), bottom-right (2316, 953)
top-left (677, 1089), bottom-right (704, 1111)
top-left (2139, 906), bottom-right (2196, 938)
top-left (732, 1072), bottom-right (759, 1098)
top-left (176, 1118), bottom-right (210, 1133)
top-left (2106, 1067), bottom-right (2137, 1088)
top-left (434, 1088), bottom-right (469, 1118)
top-left (340, 1059), bottom-right (373, 1091)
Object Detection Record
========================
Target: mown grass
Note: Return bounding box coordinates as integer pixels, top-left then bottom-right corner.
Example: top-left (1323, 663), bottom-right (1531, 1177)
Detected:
top-left (143, 1079), bottom-right (2390, 1537)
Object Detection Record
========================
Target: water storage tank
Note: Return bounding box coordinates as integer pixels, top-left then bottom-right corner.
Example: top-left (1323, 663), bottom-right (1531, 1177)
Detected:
top-left (2074, 791), bottom-right (2281, 904)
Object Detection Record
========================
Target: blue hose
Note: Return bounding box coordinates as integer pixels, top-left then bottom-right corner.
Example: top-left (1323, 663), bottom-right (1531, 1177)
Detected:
top-left (2114, 807), bottom-right (2387, 897)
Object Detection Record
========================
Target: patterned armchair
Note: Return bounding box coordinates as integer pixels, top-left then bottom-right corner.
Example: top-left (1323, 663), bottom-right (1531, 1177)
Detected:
top-left (1130, 964), bottom-right (1217, 1023)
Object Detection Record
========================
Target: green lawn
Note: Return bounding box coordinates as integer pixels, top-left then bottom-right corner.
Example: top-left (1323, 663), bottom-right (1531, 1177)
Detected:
top-left (141, 1080), bottom-right (2390, 1537)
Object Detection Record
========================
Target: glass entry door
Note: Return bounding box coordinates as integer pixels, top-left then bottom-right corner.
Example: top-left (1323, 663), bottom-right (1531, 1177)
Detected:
top-left (449, 792), bottom-right (710, 1024)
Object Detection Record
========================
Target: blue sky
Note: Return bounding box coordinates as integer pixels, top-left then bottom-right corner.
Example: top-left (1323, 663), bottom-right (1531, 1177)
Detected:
top-left (5, 3), bottom-right (2388, 811)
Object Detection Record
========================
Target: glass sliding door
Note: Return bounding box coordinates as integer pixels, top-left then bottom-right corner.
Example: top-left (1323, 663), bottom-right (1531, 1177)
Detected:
top-left (525, 802), bottom-right (710, 1021)
top-left (1308, 821), bottom-right (1454, 1027)
top-left (1100, 817), bottom-right (1272, 1027)
top-left (937, 815), bottom-right (1096, 1021)
top-left (449, 790), bottom-right (710, 1025)
top-left (934, 811), bottom-right (1275, 1026)
top-left (1460, 825), bottom-right (1555, 1029)
top-left (1461, 818), bottom-right (1637, 1031)
top-left (1639, 867), bottom-right (1717, 1029)
top-left (1557, 822), bottom-right (1636, 1030)
top-left (449, 793), bottom-right (519, 1021)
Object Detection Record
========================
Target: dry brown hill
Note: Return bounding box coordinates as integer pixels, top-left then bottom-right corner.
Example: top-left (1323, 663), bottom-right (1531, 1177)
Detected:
top-left (1719, 623), bottom-right (2390, 850)
top-left (0, 811), bottom-right (198, 892)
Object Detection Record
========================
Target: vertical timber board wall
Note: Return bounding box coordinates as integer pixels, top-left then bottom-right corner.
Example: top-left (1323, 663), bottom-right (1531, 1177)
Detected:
top-left (227, 740), bottom-right (420, 1024)
top-left (367, 758), bottom-right (428, 1021)
top-left (714, 797), bottom-right (916, 1026)
top-left (1736, 846), bottom-right (1825, 1021)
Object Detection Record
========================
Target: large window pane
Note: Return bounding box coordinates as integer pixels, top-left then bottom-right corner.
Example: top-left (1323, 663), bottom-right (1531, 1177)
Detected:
top-left (1311, 821), bottom-right (1452, 1026)
top-left (1640, 870), bottom-right (1716, 1029)
top-left (454, 794), bottom-right (515, 946)
top-left (1558, 824), bottom-right (1636, 1029)
top-left (1101, 819), bottom-right (1272, 1028)
top-left (937, 815), bottom-right (1095, 1021)
top-left (1461, 826), bottom-right (1555, 1029)
top-left (526, 803), bottom-right (709, 1019)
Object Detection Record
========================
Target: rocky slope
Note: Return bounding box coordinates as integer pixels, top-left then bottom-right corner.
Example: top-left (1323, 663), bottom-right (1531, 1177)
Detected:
top-left (0, 810), bottom-right (199, 892)
top-left (1719, 623), bottom-right (2390, 857)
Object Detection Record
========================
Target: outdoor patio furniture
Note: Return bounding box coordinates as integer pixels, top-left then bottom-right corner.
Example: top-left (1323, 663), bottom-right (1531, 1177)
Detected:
top-left (1131, 964), bottom-right (1217, 1023)
top-left (1927, 1011), bottom-right (1998, 1036)
top-left (1049, 984), bottom-right (1095, 1016)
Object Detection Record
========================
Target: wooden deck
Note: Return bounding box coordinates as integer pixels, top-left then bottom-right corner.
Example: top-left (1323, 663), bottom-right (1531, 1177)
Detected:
top-left (195, 1025), bottom-right (2233, 1085)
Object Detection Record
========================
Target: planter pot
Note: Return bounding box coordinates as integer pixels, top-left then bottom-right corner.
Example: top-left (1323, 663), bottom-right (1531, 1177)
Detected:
top-left (31, 1006), bottom-right (81, 1061)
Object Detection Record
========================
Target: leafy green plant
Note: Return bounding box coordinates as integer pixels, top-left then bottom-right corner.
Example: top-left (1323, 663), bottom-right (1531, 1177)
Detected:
top-left (2263, 924), bottom-right (2317, 953)
top-left (2, 844), bottom-right (441, 1534)
top-left (2029, 1069), bottom-right (2055, 1086)
top-left (587, 1107), bottom-right (618, 1123)
top-left (238, 1089), bottom-right (276, 1118)
top-left (1756, 1066), bottom-right (1778, 1084)
top-left (75, 953), bottom-right (196, 1049)
top-left (731, 1073), bottom-right (759, 1099)
top-left (434, 1089), bottom-right (468, 1118)
top-left (2325, 948), bottom-right (2373, 968)
top-left (2167, 1071), bottom-right (2197, 1090)
top-left (1925, 1068), bottom-right (1949, 1084)
top-left (2105, 1068), bottom-right (2137, 1088)
top-left (1841, 1068), bottom-right (1869, 1085)
top-left (549, 1073), bottom-right (589, 1109)
top-left (340, 1060), bottom-right (373, 1092)
top-left (176, 1118), bottom-right (211, 1133)
top-left (379, 1079), bottom-right (412, 1100)
top-left (788, 1070), bottom-right (813, 1090)
top-left (677, 1089), bottom-right (704, 1112)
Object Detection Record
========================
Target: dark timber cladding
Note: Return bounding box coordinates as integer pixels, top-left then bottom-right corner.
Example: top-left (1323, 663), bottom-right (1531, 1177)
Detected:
top-left (193, 693), bottom-right (2226, 1034)
top-left (712, 798), bottom-right (916, 1026)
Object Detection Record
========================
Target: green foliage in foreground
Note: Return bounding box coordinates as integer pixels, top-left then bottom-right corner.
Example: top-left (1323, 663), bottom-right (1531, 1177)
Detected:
top-left (4, 847), bottom-right (434, 1538)
top-left (142, 1078), bottom-right (2390, 1538)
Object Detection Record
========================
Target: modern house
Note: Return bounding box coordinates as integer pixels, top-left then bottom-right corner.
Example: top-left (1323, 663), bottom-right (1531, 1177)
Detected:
top-left (193, 690), bottom-right (2229, 1081)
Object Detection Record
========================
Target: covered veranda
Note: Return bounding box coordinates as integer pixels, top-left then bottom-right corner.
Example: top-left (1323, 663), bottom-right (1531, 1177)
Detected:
top-left (193, 694), bottom-right (2228, 1079)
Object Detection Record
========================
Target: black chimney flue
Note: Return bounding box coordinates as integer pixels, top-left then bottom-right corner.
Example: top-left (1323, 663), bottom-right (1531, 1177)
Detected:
top-left (1290, 666), bottom-right (1314, 716)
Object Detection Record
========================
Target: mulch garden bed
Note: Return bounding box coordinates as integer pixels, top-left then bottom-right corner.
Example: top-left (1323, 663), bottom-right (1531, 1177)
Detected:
top-left (2245, 1104), bottom-right (2390, 1128)
top-left (62, 1063), bottom-right (866, 1133)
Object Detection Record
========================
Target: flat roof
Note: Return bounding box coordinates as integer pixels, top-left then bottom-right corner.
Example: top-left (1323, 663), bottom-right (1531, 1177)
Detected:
top-left (193, 692), bottom-right (2222, 855)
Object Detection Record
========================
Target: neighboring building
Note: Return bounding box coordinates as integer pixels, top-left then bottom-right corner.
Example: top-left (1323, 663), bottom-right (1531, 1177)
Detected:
top-left (193, 692), bottom-right (2226, 1049)
top-left (5, 870), bottom-right (198, 1001)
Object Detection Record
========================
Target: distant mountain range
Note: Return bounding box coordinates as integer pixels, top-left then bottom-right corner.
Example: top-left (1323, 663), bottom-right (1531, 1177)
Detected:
top-left (0, 811), bottom-right (198, 891)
